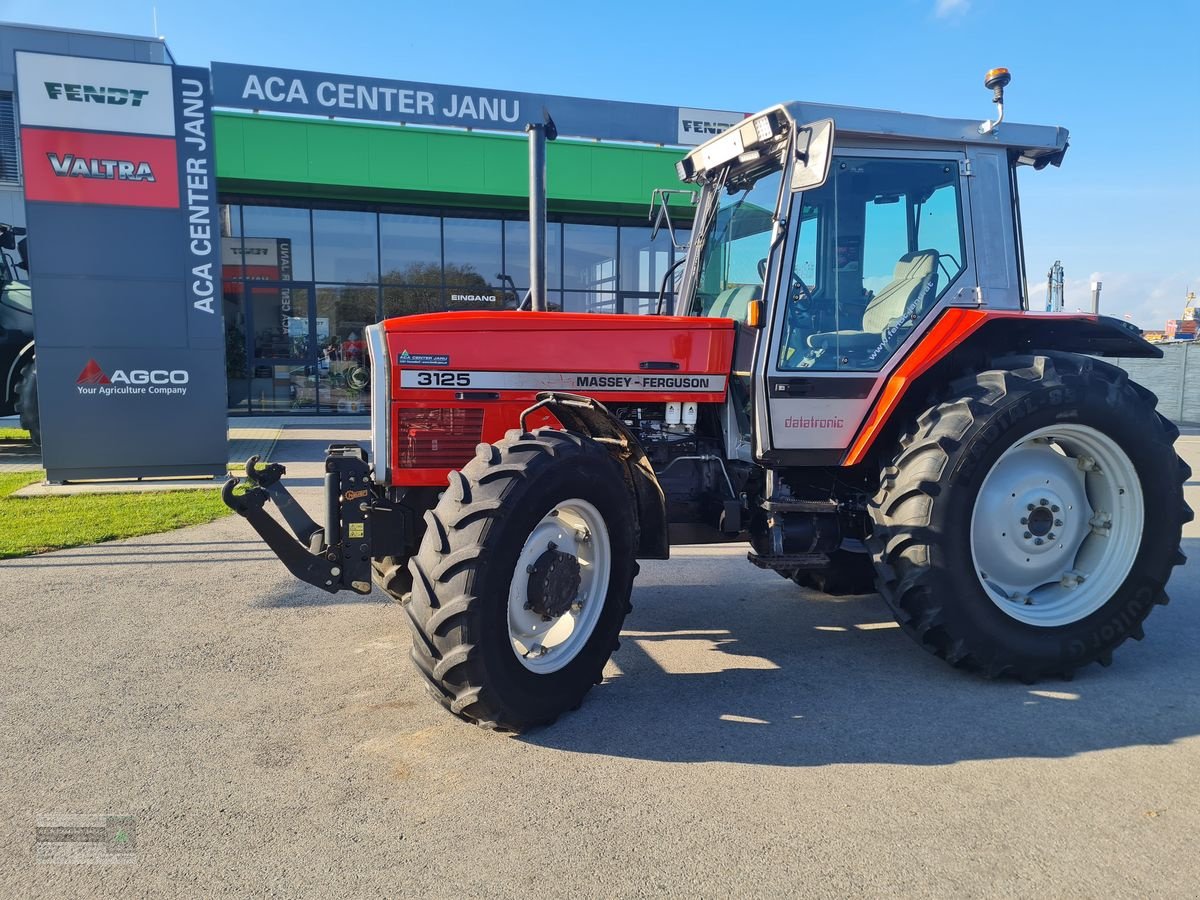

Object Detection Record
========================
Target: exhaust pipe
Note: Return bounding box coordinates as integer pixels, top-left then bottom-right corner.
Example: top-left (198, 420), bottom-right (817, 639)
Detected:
top-left (526, 110), bottom-right (557, 312)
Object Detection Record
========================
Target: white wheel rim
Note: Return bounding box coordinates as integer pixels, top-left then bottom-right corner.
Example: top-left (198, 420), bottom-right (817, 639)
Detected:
top-left (507, 498), bottom-right (612, 673)
top-left (969, 423), bottom-right (1144, 627)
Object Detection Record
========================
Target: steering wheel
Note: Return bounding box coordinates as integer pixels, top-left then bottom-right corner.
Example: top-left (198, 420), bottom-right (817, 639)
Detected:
top-left (758, 258), bottom-right (814, 309)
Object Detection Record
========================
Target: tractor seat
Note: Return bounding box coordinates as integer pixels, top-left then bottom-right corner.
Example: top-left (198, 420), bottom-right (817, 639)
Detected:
top-left (706, 285), bottom-right (759, 322)
top-left (807, 250), bottom-right (940, 356)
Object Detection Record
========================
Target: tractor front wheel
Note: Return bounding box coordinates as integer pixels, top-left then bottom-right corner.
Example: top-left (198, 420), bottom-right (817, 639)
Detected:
top-left (868, 353), bottom-right (1189, 680)
top-left (404, 428), bottom-right (637, 731)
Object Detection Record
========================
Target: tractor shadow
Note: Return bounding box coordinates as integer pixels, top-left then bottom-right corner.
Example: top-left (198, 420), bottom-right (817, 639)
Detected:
top-left (524, 540), bottom-right (1200, 767)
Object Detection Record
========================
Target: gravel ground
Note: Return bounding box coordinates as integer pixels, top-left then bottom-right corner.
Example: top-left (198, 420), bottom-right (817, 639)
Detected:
top-left (2, 425), bottom-right (1199, 898)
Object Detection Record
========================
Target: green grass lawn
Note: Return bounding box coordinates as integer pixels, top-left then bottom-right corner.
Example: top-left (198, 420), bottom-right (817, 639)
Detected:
top-left (0, 427), bottom-right (31, 443)
top-left (0, 471), bottom-right (232, 559)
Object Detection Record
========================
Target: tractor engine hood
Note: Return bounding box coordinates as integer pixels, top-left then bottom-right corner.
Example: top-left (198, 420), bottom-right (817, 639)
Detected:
top-left (367, 310), bottom-right (737, 486)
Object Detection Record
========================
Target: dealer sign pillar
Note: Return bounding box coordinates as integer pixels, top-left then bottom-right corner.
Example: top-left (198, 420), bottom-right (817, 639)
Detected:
top-left (15, 52), bottom-right (226, 481)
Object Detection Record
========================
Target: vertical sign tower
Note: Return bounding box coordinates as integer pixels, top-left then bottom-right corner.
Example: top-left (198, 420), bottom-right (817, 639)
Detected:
top-left (15, 52), bottom-right (225, 481)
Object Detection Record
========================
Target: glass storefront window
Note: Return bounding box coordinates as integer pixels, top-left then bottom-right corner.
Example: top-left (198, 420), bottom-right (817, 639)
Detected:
top-left (443, 217), bottom-right (501, 287)
top-left (563, 223), bottom-right (617, 292)
top-left (562, 290), bottom-right (618, 314)
top-left (220, 203), bottom-right (241, 238)
top-left (250, 285), bottom-right (308, 360)
top-left (381, 213), bottom-right (441, 283)
top-left (316, 285), bottom-right (377, 414)
top-left (503, 220), bottom-right (561, 292)
top-left (252, 363), bottom-right (317, 413)
top-left (623, 295), bottom-right (661, 316)
top-left (619, 226), bottom-right (673, 294)
top-left (223, 281), bottom-right (249, 413)
top-left (384, 285), bottom-right (443, 318)
top-left (313, 209), bottom-right (379, 283)
top-left (242, 205), bottom-right (312, 281)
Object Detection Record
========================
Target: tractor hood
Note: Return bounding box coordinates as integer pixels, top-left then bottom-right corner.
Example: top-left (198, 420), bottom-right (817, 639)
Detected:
top-left (369, 310), bottom-right (737, 485)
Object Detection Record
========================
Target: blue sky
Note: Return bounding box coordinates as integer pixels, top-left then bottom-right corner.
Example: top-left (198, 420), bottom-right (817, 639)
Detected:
top-left (5, 0), bottom-right (1198, 326)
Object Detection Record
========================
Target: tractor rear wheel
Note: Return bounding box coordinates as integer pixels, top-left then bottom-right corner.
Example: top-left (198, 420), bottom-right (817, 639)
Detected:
top-left (404, 428), bottom-right (637, 731)
top-left (868, 353), bottom-right (1189, 681)
top-left (14, 360), bottom-right (39, 447)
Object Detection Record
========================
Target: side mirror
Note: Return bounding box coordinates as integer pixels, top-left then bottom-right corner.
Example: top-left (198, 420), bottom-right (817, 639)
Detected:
top-left (791, 118), bottom-right (835, 192)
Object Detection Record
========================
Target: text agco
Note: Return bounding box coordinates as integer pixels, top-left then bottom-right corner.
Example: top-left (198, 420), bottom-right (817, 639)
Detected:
top-left (110, 369), bottom-right (189, 385)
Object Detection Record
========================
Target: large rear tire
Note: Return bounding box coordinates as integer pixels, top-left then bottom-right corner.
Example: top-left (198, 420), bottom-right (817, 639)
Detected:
top-left (868, 353), bottom-right (1189, 680)
top-left (14, 360), bottom-right (38, 447)
top-left (405, 428), bottom-right (637, 731)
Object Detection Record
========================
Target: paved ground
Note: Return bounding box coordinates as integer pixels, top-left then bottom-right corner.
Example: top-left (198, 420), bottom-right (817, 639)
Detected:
top-left (3, 425), bottom-right (1200, 897)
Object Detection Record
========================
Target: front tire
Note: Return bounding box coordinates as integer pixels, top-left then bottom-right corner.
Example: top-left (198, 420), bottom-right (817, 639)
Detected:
top-left (868, 353), bottom-right (1190, 680)
top-left (405, 429), bottom-right (637, 731)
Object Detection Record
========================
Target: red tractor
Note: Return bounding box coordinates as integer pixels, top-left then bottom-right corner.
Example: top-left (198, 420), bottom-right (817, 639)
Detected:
top-left (228, 77), bottom-right (1189, 732)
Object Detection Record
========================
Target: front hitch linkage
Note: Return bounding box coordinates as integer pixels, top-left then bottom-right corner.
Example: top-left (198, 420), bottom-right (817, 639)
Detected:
top-left (223, 444), bottom-right (379, 594)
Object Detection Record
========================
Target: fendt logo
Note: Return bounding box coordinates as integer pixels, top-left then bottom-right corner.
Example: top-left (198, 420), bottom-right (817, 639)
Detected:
top-left (679, 119), bottom-right (731, 136)
top-left (48, 153), bottom-right (156, 183)
top-left (76, 359), bottom-right (189, 397)
top-left (44, 82), bottom-right (150, 107)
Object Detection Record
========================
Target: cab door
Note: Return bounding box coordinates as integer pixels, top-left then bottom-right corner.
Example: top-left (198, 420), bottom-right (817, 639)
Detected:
top-left (755, 150), bottom-right (977, 460)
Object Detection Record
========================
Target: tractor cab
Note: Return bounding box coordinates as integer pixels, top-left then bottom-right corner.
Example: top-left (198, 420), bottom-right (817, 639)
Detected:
top-left (673, 99), bottom-right (1069, 459)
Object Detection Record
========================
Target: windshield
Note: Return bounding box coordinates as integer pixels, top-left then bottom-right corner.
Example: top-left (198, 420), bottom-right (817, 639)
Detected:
top-left (685, 168), bottom-right (783, 320)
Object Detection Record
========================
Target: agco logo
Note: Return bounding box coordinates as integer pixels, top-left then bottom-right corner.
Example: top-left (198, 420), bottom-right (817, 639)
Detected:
top-left (43, 82), bottom-right (150, 107)
top-left (76, 359), bottom-right (189, 397)
top-left (48, 153), bottom-right (156, 182)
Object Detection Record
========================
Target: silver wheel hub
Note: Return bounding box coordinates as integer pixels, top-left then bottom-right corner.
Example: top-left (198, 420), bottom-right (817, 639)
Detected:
top-left (507, 499), bottom-right (611, 673)
top-left (970, 424), bottom-right (1144, 627)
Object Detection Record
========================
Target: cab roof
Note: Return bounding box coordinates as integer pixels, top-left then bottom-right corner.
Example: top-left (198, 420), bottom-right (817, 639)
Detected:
top-left (779, 99), bottom-right (1069, 167)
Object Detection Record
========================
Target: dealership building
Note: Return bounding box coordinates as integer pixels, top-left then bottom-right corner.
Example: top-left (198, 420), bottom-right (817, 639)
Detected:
top-left (0, 22), bottom-right (743, 417)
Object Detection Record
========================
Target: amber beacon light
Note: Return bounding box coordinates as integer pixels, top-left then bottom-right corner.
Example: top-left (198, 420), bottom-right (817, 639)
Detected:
top-left (979, 67), bottom-right (1011, 135)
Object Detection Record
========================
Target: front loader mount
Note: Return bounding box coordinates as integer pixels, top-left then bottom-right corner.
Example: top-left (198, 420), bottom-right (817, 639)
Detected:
top-left (222, 444), bottom-right (410, 595)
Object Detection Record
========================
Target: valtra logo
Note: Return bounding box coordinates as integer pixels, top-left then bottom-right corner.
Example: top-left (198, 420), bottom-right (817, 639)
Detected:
top-left (21, 129), bottom-right (179, 209)
top-left (75, 359), bottom-right (189, 397)
top-left (48, 153), bottom-right (156, 182)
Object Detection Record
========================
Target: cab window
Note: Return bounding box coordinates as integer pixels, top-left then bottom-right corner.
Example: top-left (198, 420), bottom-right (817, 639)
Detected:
top-left (691, 169), bottom-right (782, 322)
top-left (778, 157), bottom-right (966, 371)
